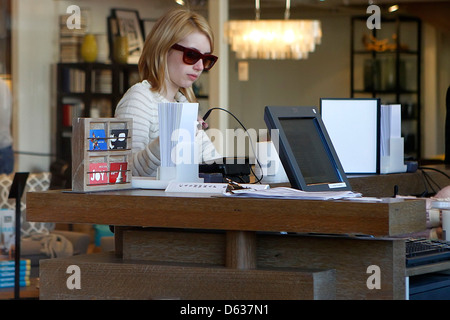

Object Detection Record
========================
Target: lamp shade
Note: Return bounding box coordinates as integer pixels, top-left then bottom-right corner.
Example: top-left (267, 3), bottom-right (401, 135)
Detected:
top-left (225, 19), bottom-right (322, 60)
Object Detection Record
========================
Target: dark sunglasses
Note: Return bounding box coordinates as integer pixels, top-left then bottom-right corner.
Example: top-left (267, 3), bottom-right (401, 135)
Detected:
top-left (171, 43), bottom-right (218, 71)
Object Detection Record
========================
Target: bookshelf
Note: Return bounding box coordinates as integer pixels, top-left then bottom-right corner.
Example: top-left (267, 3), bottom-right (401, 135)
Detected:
top-left (72, 117), bottom-right (133, 192)
top-left (56, 62), bottom-right (139, 164)
top-left (350, 16), bottom-right (421, 159)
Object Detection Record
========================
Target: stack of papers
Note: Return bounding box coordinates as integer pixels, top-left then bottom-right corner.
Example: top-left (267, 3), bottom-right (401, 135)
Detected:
top-left (226, 187), bottom-right (362, 200)
top-left (159, 103), bottom-right (182, 167)
top-left (158, 102), bottom-right (199, 167)
top-left (380, 104), bottom-right (401, 157)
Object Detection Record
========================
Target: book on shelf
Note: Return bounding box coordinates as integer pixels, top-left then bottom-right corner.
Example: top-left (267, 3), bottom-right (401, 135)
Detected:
top-left (0, 210), bottom-right (15, 259)
top-left (90, 99), bottom-right (112, 118)
top-left (0, 259), bottom-right (31, 288)
top-left (0, 270), bottom-right (31, 282)
top-left (0, 269), bottom-right (31, 278)
top-left (0, 276), bottom-right (30, 283)
top-left (0, 266), bottom-right (31, 274)
top-left (0, 280), bottom-right (30, 288)
top-left (0, 265), bottom-right (30, 280)
top-left (59, 13), bottom-right (87, 63)
top-left (92, 69), bottom-right (112, 94)
top-left (0, 259), bottom-right (30, 267)
top-left (61, 67), bottom-right (85, 93)
top-left (62, 100), bottom-right (84, 126)
top-left (59, 36), bottom-right (83, 63)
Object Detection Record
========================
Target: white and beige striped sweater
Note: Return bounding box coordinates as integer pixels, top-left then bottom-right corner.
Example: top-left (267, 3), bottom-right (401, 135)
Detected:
top-left (115, 80), bottom-right (221, 177)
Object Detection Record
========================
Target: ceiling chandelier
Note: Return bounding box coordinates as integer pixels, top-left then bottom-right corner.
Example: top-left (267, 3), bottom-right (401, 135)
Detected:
top-left (224, 0), bottom-right (322, 60)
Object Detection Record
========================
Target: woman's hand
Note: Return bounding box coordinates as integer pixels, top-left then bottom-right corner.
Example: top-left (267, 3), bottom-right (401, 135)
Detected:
top-left (197, 116), bottom-right (208, 129)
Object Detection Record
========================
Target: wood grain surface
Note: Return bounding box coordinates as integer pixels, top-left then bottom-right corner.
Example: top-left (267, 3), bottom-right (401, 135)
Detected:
top-left (27, 189), bottom-right (426, 237)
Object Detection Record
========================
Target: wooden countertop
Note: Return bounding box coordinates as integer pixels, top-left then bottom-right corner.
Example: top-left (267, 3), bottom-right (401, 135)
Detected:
top-left (26, 188), bottom-right (426, 237)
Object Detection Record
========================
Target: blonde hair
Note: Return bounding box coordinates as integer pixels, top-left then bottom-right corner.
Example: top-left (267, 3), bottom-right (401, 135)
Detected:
top-left (138, 8), bottom-right (215, 102)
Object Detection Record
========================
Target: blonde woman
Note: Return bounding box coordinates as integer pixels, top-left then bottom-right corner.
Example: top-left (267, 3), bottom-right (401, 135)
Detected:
top-left (115, 8), bottom-right (221, 177)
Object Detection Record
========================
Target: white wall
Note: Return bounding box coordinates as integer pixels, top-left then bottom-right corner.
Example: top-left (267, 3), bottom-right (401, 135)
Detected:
top-left (12, 0), bottom-right (57, 172)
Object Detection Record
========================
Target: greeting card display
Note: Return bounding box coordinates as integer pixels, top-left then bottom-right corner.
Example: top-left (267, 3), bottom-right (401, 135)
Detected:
top-left (72, 118), bottom-right (133, 192)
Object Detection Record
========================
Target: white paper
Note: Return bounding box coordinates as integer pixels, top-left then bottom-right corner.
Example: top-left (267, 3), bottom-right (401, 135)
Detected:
top-left (165, 182), bottom-right (269, 194)
top-left (380, 104), bottom-right (401, 157)
top-left (158, 102), bottom-right (198, 166)
top-left (131, 176), bottom-right (169, 189)
top-left (158, 102), bottom-right (201, 183)
top-left (174, 103), bottom-right (199, 166)
top-left (321, 99), bottom-right (379, 173)
top-left (225, 187), bottom-right (361, 200)
top-left (158, 103), bottom-right (182, 167)
top-left (165, 181), bottom-right (228, 194)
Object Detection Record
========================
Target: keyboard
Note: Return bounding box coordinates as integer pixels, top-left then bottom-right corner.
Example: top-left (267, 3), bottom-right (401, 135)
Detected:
top-left (406, 239), bottom-right (450, 268)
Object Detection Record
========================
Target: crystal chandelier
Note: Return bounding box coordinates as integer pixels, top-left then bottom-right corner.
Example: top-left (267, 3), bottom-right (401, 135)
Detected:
top-left (225, 0), bottom-right (322, 60)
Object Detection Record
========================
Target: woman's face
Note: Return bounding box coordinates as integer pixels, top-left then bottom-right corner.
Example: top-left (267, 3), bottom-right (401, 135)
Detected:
top-left (166, 31), bottom-right (212, 96)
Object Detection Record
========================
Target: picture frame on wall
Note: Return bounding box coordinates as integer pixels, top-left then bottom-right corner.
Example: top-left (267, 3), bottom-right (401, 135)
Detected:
top-left (141, 19), bottom-right (156, 38)
top-left (111, 9), bottom-right (144, 64)
top-left (107, 16), bottom-right (119, 62)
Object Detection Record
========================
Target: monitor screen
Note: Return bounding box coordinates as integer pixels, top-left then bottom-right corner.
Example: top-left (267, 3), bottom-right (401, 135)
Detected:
top-left (264, 106), bottom-right (351, 192)
top-left (320, 98), bottom-right (380, 174)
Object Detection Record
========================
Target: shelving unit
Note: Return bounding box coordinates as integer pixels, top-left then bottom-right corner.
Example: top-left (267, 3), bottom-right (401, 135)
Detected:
top-left (55, 62), bottom-right (139, 164)
top-left (71, 117), bottom-right (133, 192)
top-left (350, 15), bottom-right (421, 159)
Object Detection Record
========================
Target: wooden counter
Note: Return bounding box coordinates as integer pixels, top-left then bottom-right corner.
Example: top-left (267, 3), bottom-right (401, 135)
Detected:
top-left (348, 164), bottom-right (450, 197)
top-left (26, 188), bottom-right (427, 300)
top-left (26, 189), bottom-right (425, 237)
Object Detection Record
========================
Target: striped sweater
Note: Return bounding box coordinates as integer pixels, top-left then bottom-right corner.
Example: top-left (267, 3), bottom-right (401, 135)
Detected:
top-left (115, 80), bottom-right (221, 177)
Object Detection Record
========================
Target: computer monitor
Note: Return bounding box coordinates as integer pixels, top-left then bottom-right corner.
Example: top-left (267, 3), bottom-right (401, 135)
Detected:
top-left (264, 106), bottom-right (352, 192)
top-left (320, 98), bottom-right (380, 174)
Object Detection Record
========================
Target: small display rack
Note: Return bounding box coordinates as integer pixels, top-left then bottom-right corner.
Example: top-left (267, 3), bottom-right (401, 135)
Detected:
top-left (72, 117), bottom-right (133, 192)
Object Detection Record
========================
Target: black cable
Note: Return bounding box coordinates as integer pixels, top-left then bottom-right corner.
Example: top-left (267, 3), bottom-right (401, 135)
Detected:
top-left (421, 170), bottom-right (437, 195)
top-left (417, 168), bottom-right (430, 197)
top-left (414, 166), bottom-right (450, 196)
top-left (203, 107), bottom-right (264, 183)
top-left (418, 166), bottom-right (450, 180)
top-left (422, 169), bottom-right (443, 192)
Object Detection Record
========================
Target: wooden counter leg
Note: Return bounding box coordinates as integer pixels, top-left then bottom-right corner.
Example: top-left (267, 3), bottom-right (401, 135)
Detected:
top-left (226, 231), bottom-right (256, 269)
top-left (113, 226), bottom-right (124, 258)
